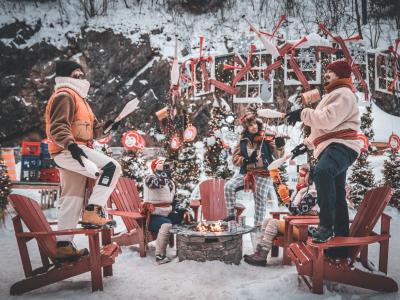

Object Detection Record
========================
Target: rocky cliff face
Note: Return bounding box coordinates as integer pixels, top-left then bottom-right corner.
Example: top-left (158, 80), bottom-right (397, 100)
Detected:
top-left (0, 21), bottom-right (172, 146)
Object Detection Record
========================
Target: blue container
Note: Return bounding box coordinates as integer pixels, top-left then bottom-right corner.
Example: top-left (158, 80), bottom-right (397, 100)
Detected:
top-left (40, 143), bottom-right (49, 156)
top-left (21, 155), bottom-right (41, 170)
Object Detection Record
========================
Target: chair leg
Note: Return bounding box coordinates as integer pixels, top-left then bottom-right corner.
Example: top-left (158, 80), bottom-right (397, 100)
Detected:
top-left (101, 229), bottom-right (113, 277)
top-left (88, 233), bottom-right (103, 292)
top-left (271, 245), bottom-right (279, 257)
top-left (137, 220), bottom-right (146, 257)
top-left (311, 248), bottom-right (324, 294)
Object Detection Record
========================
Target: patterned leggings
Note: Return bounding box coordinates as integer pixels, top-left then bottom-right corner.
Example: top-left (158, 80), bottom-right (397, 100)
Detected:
top-left (224, 174), bottom-right (276, 226)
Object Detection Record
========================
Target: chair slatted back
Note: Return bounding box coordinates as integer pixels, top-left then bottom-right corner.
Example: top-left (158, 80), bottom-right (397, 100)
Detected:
top-left (348, 186), bottom-right (392, 260)
top-left (199, 178), bottom-right (228, 221)
top-left (110, 177), bottom-right (142, 231)
top-left (9, 194), bottom-right (57, 260)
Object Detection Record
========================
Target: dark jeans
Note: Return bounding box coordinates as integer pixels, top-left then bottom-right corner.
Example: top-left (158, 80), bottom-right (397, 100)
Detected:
top-left (314, 143), bottom-right (358, 236)
top-left (148, 211), bottom-right (183, 234)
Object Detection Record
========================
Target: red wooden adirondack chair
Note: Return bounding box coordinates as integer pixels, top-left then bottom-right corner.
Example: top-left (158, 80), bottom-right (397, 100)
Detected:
top-left (191, 178), bottom-right (245, 222)
top-left (8, 194), bottom-right (119, 295)
top-left (288, 186), bottom-right (398, 294)
top-left (269, 212), bottom-right (319, 264)
top-left (107, 177), bottom-right (174, 257)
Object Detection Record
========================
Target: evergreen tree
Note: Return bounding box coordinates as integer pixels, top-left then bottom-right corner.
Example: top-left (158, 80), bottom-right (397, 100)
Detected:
top-left (348, 104), bottom-right (375, 208)
top-left (382, 149), bottom-right (400, 208)
top-left (120, 150), bottom-right (149, 195)
top-left (171, 141), bottom-right (201, 206)
top-left (203, 105), bottom-right (235, 179)
top-left (0, 160), bottom-right (11, 224)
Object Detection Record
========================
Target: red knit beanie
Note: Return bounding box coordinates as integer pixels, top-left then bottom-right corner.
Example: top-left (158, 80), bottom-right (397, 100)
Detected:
top-left (151, 158), bottom-right (164, 173)
top-left (326, 60), bottom-right (352, 79)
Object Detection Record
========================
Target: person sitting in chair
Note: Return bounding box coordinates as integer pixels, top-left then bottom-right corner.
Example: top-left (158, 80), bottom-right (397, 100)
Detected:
top-left (143, 158), bottom-right (192, 264)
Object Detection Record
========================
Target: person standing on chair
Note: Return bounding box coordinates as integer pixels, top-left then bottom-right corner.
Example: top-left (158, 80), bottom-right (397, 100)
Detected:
top-left (224, 113), bottom-right (285, 227)
top-left (285, 60), bottom-right (362, 250)
top-left (45, 60), bottom-right (122, 261)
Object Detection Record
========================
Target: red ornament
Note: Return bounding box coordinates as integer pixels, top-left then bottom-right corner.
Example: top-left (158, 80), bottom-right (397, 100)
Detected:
top-left (170, 135), bottom-right (181, 150)
top-left (389, 133), bottom-right (400, 152)
top-left (121, 130), bottom-right (145, 151)
top-left (183, 125), bottom-right (197, 142)
top-left (97, 134), bottom-right (111, 144)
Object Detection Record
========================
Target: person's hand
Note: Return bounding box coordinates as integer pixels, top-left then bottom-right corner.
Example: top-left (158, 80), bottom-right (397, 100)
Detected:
top-left (183, 211), bottom-right (194, 224)
top-left (67, 143), bottom-right (88, 167)
top-left (103, 120), bottom-right (121, 132)
top-left (275, 136), bottom-right (286, 148)
top-left (285, 108), bottom-right (303, 125)
top-left (291, 143), bottom-right (308, 158)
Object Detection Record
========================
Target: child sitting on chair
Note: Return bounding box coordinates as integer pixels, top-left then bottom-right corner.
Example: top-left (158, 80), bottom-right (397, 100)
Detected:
top-left (143, 158), bottom-right (192, 264)
top-left (244, 164), bottom-right (318, 266)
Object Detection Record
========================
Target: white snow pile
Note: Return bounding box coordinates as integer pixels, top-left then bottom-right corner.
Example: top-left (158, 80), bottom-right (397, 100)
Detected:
top-left (1, 180), bottom-right (399, 300)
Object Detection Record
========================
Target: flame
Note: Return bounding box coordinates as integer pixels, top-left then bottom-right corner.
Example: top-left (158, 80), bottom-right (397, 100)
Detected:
top-left (195, 221), bottom-right (225, 232)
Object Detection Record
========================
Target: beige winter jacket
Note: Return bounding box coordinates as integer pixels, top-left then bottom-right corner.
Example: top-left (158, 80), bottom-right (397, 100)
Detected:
top-left (301, 86), bottom-right (362, 158)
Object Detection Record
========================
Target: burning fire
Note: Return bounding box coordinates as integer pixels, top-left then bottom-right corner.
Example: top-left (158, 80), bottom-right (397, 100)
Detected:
top-left (195, 221), bottom-right (226, 232)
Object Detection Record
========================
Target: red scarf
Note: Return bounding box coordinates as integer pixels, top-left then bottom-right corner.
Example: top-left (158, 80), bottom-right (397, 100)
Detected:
top-left (324, 77), bottom-right (355, 94)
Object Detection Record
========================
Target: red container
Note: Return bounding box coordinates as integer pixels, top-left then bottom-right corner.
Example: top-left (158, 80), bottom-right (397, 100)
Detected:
top-left (39, 168), bottom-right (60, 183)
top-left (21, 141), bottom-right (41, 156)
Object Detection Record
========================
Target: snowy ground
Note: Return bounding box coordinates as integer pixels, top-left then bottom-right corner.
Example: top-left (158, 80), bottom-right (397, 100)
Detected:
top-left (0, 186), bottom-right (399, 300)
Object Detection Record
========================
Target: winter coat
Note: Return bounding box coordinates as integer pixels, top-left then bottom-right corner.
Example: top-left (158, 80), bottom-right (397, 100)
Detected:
top-left (232, 132), bottom-right (284, 175)
top-left (301, 83), bottom-right (362, 158)
top-left (45, 87), bottom-right (103, 154)
top-left (287, 185), bottom-right (318, 215)
top-left (143, 173), bottom-right (175, 217)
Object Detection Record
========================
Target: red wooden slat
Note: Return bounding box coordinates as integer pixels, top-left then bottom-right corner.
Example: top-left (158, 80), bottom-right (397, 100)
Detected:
top-left (200, 179), bottom-right (228, 221)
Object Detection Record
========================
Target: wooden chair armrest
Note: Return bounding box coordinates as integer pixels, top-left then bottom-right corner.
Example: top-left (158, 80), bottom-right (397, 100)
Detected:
top-left (190, 200), bottom-right (201, 208)
top-left (107, 210), bottom-right (144, 219)
top-left (16, 228), bottom-right (101, 238)
top-left (270, 211), bottom-right (289, 216)
top-left (307, 234), bottom-right (390, 249)
top-left (289, 218), bottom-right (320, 226)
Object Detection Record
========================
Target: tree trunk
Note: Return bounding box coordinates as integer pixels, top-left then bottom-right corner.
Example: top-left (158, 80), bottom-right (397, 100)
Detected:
top-left (354, 0), bottom-right (363, 39)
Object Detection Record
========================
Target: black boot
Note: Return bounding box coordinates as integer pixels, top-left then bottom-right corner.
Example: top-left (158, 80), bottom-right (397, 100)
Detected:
top-left (312, 226), bottom-right (333, 243)
top-left (243, 245), bottom-right (269, 267)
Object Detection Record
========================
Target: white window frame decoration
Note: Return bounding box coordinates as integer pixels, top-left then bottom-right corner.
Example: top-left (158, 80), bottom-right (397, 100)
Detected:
top-left (284, 46), bottom-right (321, 86)
top-left (232, 50), bottom-right (274, 104)
top-left (375, 51), bottom-right (398, 94)
top-left (348, 41), bottom-right (369, 95)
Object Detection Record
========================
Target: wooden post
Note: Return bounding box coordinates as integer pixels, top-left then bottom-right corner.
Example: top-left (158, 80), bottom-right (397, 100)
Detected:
top-left (88, 233), bottom-right (103, 291)
top-left (102, 229), bottom-right (113, 277)
top-left (13, 216), bottom-right (33, 278)
top-left (379, 214), bottom-right (391, 274)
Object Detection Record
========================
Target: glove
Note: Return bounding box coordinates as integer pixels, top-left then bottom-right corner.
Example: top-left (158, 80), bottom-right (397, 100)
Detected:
top-left (103, 120), bottom-right (121, 132)
top-left (285, 108), bottom-right (303, 125)
top-left (275, 136), bottom-right (286, 148)
top-left (291, 143), bottom-right (308, 158)
top-left (67, 143), bottom-right (88, 167)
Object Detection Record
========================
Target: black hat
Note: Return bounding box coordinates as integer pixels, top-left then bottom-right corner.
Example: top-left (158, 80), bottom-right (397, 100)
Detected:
top-left (55, 60), bottom-right (83, 77)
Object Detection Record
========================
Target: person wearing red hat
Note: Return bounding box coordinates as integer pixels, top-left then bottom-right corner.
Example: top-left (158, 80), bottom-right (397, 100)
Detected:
top-left (143, 158), bottom-right (193, 264)
top-left (284, 59), bottom-right (362, 256)
top-left (224, 113), bottom-right (285, 227)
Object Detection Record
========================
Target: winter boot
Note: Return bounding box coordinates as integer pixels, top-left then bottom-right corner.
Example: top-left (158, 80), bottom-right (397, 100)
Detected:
top-left (312, 226), bottom-right (333, 243)
top-left (81, 204), bottom-right (116, 229)
top-left (55, 241), bottom-right (89, 262)
top-left (243, 244), bottom-right (269, 267)
top-left (155, 254), bottom-right (171, 265)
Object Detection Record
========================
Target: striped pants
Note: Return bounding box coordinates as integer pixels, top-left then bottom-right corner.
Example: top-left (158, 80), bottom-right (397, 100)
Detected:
top-left (224, 174), bottom-right (276, 226)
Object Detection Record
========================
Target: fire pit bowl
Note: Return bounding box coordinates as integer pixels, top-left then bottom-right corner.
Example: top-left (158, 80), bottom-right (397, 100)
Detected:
top-left (170, 221), bottom-right (253, 265)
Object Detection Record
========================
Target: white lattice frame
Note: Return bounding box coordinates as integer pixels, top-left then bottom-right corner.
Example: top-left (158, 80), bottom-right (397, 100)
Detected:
top-left (284, 46), bottom-right (321, 86)
top-left (348, 41), bottom-right (369, 94)
top-left (192, 59), bottom-right (215, 100)
top-left (375, 52), bottom-right (396, 95)
top-left (232, 51), bottom-right (274, 103)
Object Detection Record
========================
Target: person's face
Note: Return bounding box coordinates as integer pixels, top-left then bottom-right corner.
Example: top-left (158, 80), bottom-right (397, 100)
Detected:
top-left (247, 121), bottom-right (258, 134)
top-left (70, 68), bottom-right (85, 79)
top-left (155, 160), bottom-right (165, 171)
top-left (324, 69), bottom-right (339, 85)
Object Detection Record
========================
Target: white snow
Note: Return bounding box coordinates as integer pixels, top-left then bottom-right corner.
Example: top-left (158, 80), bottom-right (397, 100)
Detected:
top-left (1, 184), bottom-right (399, 300)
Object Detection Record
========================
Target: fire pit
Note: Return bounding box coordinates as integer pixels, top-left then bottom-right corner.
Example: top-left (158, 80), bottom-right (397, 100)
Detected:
top-left (171, 221), bottom-right (253, 265)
